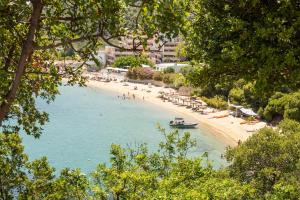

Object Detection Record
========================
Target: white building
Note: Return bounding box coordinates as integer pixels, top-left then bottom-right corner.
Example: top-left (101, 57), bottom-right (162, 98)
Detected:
top-left (104, 37), bottom-right (183, 65)
top-left (155, 63), bottom-right (190, 72)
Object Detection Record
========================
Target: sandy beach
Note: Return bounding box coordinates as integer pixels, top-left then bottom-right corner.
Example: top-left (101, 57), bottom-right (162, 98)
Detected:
top-left (85, 77), bottom-right (267, 146)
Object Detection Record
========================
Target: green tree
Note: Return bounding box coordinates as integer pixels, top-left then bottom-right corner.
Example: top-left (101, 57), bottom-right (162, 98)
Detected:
top-left (173, 73), bottom-right (186, 88)
top-left (175, 41), bottom-right (188, 61)
top-left (2, 124), bottom-right (300, 199)
top-left (0, 0), bottom-right (189, 137)
top-left (113, 55), bottom-right (153, 68)
top-left (226, 119), bottom-right (300, 196)
top-left (90, 127), bottom-right (258, 199)
top-left (263, 91), bottom-right (300, 122)
top-left (0, 133), bottom-right (28, 199)
top-left (163, 67), bottom-right (175, 74)
top-left (0, 132), bottom-right (89, 199)
top-left (185, 0), bottom-right (300, 96)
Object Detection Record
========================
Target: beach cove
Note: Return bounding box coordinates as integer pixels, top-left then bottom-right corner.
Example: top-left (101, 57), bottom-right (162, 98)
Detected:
top-left (22, 85), bottom-right (230, 173)
top-left (86, 79), bottom-right (267, 145)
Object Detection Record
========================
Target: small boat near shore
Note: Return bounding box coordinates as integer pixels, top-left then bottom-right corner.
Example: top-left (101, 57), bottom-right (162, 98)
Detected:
top-left (169, 117), bottom-right (198, 129)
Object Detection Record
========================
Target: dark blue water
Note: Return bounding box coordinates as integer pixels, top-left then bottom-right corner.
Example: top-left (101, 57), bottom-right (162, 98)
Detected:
top-left (22, 86), bottom-right (228, 173)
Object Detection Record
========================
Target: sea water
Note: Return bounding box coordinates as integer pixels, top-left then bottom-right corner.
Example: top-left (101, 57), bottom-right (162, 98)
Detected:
top-left (22, 85), bottom-right (228, 173)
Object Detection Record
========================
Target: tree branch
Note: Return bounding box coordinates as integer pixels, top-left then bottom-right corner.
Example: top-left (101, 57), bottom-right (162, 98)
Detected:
top-left (0, 0), bottom-right (44, 122)
top-left (34, 33), bottom-right (126, 50)
top-left (3, 45), bottom-right (16, 71)
top-left (135, 0), bottom-right (147, 29)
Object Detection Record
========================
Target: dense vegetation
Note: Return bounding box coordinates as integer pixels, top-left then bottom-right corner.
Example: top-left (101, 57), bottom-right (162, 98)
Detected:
top-left (126, 68), bottom-right (187, 89)
top-left (1, 120), bottom-right (300, 199)
top-left (181, 0), bottom-right (300, 120)
top-left (126, 66), bottom-right (154, 80)
top-left (263, 91), bottom-right (300, 122)
top-left (1, 0), bottom-right (300, 199)
top-left (0, 0), bottom-right (188, 137)
top-left (185, 0), bottom-right (300, 95)
top-left (113, 55), bottom-right (154, 68)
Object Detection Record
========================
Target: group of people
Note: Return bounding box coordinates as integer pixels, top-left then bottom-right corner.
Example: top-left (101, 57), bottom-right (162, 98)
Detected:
top-left (117, 92), bottom-right (144, 101)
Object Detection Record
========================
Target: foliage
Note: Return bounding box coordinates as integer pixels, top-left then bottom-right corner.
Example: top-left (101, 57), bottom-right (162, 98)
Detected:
top-left (126, 67), bottom-right (154, 80)
top-left (172, 73), bottom-right (186, 88)
top-left (179, 65), bottom-right (194, 76)
top-left (2, 0), bottom-right (300, 199)
top-left (0, 133), bottom-right (89, 199)
top-left (2, 122), bottom-right (300, 199)
top-left (175, 41), bottom-right (188, 61)
top-left (90, 127), bottom-right (257, 199)
top-left (0, 0), bottom-right (189, 137)
top-left (163, 67), bottom-right (175, 74)
top-left (152, 71), bottom-right (163, 81)
top-left (228, 79), bottom-right (260, 108)
top-left (225, 119), bottom-right (300, 197)
top-left (162, 73), bottom-right (176, 85)
top-left (0, 133), bottom-right (28, 199)
top-left (185, 0), bottom-right (300, 96)
top-left (113, 55), bottom-right (153, 68)
top-left (229, 87), bottom-right (246, 105)
top-left (263, 91), bottom-right (300, 121)
top-left (185, 65), bottom-right (231, 97)
top-left (201, 96), bottom-right (228, 110)
top-left (153, 71), bottom-right (186, 88)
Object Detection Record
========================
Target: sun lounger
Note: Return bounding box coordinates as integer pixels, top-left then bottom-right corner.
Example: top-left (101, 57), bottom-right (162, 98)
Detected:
top-left (213, 114), bottom-right (229, 119)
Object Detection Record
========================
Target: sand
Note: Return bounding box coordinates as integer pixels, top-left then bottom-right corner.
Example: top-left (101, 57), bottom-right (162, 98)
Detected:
top-left (85, 78), bottom-right (267, 147)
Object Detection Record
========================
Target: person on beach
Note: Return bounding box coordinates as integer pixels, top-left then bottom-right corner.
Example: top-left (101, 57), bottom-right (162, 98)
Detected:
top-left (237, 139), bottom-right (241, 146)
top-left (132, 94), bottom-right (135, 100)
top-left (143, 96), bottom-right (144, 101)
top-left (123, 93), bottom-right (126, 100)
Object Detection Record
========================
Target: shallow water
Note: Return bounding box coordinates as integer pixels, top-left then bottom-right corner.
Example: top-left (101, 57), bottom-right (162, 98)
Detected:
top-left (22, 86), bottom-right (228, 173)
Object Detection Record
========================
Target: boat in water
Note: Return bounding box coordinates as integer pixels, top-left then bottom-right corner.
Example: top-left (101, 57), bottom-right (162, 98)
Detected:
top-left (169, 117), bottom-right (198, 129)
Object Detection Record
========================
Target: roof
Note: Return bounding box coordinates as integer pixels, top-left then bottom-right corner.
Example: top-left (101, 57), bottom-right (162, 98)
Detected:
top-left (240, 108), bottom-right (257, 116)
top-left (230, 104), bottom-right (243, 109)
top-left (141, 64), bottom-right (151, 68)
top-left (106, 67), bottom-right (128, 72)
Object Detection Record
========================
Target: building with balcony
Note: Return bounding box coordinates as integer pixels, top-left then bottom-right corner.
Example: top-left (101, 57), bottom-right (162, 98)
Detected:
top-left (104, 37), bottom-right (182, 65)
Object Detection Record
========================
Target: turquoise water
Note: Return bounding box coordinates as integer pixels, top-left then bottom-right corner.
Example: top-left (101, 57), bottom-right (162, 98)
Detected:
top-left (22, 86), bottom-right (228, 173)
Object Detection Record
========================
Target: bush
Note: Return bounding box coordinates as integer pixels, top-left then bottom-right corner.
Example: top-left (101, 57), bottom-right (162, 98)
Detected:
top-left (162, 73), bottom-right (176, 84)
top-left (201, 96), bottom-right (228, 110)
top-left (179, 65), bottom-right (194, 76)
top-left (263, 91), bottom-right (300, 122)
top-left (153, 71), bottom-right (163, 81)
top-left (229, 88), bottom-right (246, 105)
top-left (113, 55), bottom-right (153, 68)
top-left (163, 67), bottom-right (175, 74)
top-left (226, 119), bottom-right (300, 195)
top-left (113, 56), bottom-right (140, 68)
top-left (228, 80), bottom-right (258, 107)
top-left (126, 67), bottom-right (153, 80)
top-left (173, 73), bottom-right (186, 88)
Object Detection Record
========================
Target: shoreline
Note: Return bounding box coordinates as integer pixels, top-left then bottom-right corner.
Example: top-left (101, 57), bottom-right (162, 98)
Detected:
top-left (85, 79), bottom-right (267, 147)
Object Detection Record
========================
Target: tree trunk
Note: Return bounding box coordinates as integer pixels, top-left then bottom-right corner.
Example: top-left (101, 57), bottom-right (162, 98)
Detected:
top-left (0, 0), bottom-right (43, 123)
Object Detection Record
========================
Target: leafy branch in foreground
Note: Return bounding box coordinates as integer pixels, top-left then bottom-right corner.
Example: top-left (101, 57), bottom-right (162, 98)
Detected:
top-left (2, 121), bottom-right (300, 199)
top-left (185, 0), bottom-right (300, 96)
top-left (0, 0), bottom-right (189, 137)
